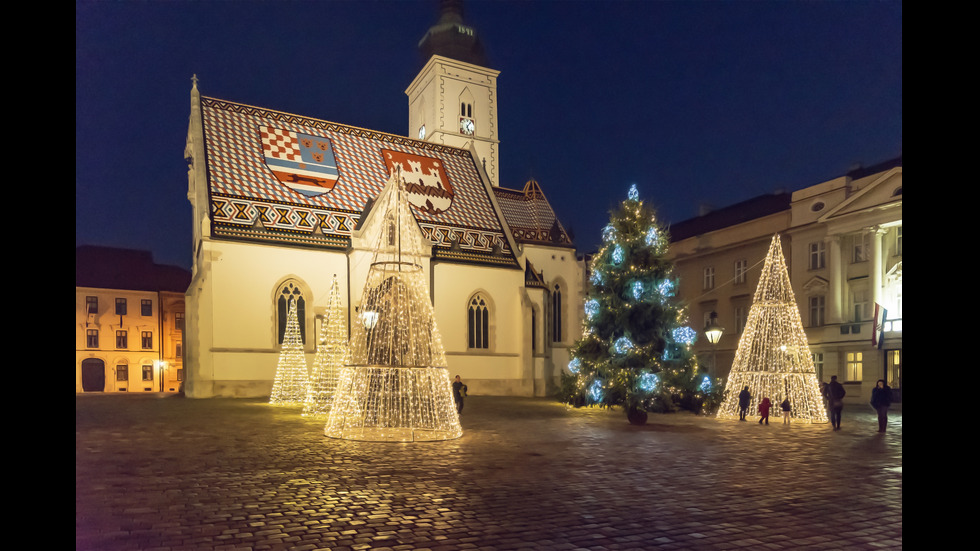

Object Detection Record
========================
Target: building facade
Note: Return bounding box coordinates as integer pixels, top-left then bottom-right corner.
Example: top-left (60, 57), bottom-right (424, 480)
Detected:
top-left (76, 246), bottom-right (190, 393)
top-left (668, 158), bottom-right (902, 404)
top-left (182, 5), bottom-right (583, 398)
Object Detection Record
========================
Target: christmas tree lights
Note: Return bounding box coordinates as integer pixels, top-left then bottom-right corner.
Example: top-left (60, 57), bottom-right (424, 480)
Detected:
top-left (718, 234), bottom-right (828, 423)
top-left (325, 169), bottom-right (462, 442)
top-left (560, 184), bottom-right (722, 421)
top-left (303, 275), bottom-right (349, 417)
top-left (269, 297), bottom-right (310, 405)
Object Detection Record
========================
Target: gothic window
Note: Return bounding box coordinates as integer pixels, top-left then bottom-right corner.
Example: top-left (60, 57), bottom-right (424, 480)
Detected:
top-left (467, 293), bottom-right (490, 349)
top-left (551, 284), bottom-right (563, 343)
top-left (276, 280), bottom-right (307, 345)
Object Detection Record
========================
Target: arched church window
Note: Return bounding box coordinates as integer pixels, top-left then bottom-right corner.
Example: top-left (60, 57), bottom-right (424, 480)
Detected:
top-left (468, 293), bottom-right (490, 349)
top-left (551, 284), bottom-right (563, 343)
top-left (276, 281), bottom-right (306, 345)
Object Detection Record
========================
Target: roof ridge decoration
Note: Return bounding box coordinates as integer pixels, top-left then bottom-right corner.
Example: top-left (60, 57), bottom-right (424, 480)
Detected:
top-left (199, 96), bottom-right (518, 266)
top-left (492, 178), bottom-right (573, 247)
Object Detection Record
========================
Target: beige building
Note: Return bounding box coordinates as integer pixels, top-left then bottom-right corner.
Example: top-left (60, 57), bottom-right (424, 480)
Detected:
top-left (668, 157), bottom-right (902, 404)
top-left (76, 246), bottom-right (190, 393)
top-left (182, 6), bottom-right (583, 398)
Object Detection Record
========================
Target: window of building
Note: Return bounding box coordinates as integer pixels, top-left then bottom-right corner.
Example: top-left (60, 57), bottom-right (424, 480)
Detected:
top-left (734, 259), bottom-right (747, 284)
top-left (177, 368), bottom-right (184, 381)
top-left (115, 298), bottom-right (127, 316)
top-left (809, 242), bottom-right (825, 270)
top-left (551, 284), bottom-right (563, 343)
top-left (175, 342), bottom-right (182, 358)
top-left (116, 330), bottom-right (128, 349)
top-left (276, 281), bottom-right (306, 345)
top-left (853, 289), bottom-right (870, 322)
top-left (141, 299), bottom-right (152, 316)
top-left (853, 233), bottom-right (869, 263)
top-left (142, 365), bottom-right (153, 381)
top-left (142, 331), bottom-right (153, 349)
top-left (703, 266), bottom-right (715, 290)
top-left (175, 312), bottom-right (185, 331)
top-left (116, 364), bottom-right (128, 381)
top-left (86, 329), bottom-right (99, 348)
top-left (735, 305), bottom-right (749, 333)
top-left (86, 296), bottom-right (98, 314)
top-left (467, 294), bottom-right (490, 349)
top-left (895, 226), bottom-right (902, 257)
top-left (809, 296), bottom-right (825, 327)
top-left (531, 308), bottom-right (537, 353)
top-left (846, 352), bottom-right (863, 381)
top-left (812, 352), bottom-right (824, 381)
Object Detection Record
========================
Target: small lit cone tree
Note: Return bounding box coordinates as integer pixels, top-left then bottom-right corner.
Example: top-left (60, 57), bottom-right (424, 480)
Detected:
top-left (325, 168), bottom-right (461, 442)
top-left (269, 297), bottom-right (310, 405)
top-left (560, 184), bottom-right (720, 424)
top-left (303, 275), bottom-right (348, 417)
top-left (718, 234), bottom-right (828, 422)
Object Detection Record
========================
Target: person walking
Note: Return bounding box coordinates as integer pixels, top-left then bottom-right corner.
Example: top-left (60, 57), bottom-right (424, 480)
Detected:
top-left (870, 379), bottom-right (893, 433)
top-left (827, 375), bottom-right (846, 430)
top-left (738, 386), bottom-right (751, 421)
top-left (780, 398), bottom-right (791, 424)
top-left (758, 396), bottom-right (772, 425)
top-left (452, 375), bottom-right (467, 414)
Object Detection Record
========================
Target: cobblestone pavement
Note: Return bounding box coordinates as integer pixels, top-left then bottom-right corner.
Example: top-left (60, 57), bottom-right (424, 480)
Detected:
top-left (76, 395), bottom-right (901, 551)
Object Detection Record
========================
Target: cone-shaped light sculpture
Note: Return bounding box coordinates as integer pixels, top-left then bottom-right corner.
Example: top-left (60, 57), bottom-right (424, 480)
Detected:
top-left (718, 234), bottom-right (828, 423)
top-left (303, 275), bottom-right (348, 417)
top-left (270, 297), bottom-right (310, 405)
top-left (325, 168), bottom-right (462, 441)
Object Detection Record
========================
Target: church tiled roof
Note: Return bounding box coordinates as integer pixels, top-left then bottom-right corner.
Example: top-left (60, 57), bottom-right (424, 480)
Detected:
top-left (493, 179), bottom-right (573, 247)
top-left (200, 97), bottom-right (518, 266)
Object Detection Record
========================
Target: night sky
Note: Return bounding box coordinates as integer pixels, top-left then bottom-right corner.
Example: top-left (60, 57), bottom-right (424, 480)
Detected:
top-left (76, 0), bottom-right (902, 270)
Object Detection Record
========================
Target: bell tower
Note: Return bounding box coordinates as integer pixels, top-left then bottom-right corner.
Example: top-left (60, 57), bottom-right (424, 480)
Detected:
top-left (407, 0), bottom-right (501, 187)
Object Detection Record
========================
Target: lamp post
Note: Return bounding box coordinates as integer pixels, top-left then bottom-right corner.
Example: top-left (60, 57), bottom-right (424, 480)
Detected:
top-left (704, 311), bottom-right (724, 378)
top-left (155, 360), bottom-right (168, 392)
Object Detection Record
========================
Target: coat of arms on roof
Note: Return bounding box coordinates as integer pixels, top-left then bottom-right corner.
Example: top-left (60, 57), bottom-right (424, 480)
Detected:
top-left (260, 125), bottom-right (340, 197)
top-left (382, 149), bottom-right (455, 215)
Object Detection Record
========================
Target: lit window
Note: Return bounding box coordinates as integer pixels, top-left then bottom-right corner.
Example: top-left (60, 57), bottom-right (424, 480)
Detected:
top-left (177, 368), bottom-right (184, 381)
top-left (467, 294), bottom-right (490, 349)
top-left (86, 329), bottom-right (99, 348)
top-left (141, 331), bottom-right (153, 349)
top-left (846, 352), bottom-right (863, 381)
top-left (141, 299), bottom-right (152, 316)
top-left (116, 330), bottom-right (128, 349)
top-left (115, 298), bottom-right (127, 316)
top-left (116, 364), bottom-right (128, 381)
top-left (142, 365), bottom-right (154, 381)
top-left (703, 266), bottom-right (715, 290)
top-left (734, 259), bottom-right (747, 284)
top-left (809, 242), bottom-right (825, 270)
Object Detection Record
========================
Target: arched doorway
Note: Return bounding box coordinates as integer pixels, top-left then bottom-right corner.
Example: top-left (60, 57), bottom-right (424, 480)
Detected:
top-left (81, 358), bottom-right (106, 392)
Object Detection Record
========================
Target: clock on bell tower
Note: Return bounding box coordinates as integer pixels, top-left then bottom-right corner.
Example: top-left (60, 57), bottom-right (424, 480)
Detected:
top-left (406, 0), bottom-right (500, 187)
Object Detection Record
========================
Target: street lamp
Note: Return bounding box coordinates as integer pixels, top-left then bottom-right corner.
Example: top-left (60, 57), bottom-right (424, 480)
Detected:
top-left (704, 311), bottom-right (724, 378)
top-left (155, 360), bottom-right (168, 392)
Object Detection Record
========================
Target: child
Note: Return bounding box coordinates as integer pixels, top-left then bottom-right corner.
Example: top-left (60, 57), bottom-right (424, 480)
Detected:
top-left (780, 398), bottom-right (791, 424)
top-left (758, 396), bottom-right (772, 425)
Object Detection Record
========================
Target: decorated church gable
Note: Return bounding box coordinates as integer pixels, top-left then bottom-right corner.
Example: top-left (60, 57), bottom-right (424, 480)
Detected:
top-left (493, 180), bottom-right (573, 247)
top-left (200, 97), bottom-right (518, 266)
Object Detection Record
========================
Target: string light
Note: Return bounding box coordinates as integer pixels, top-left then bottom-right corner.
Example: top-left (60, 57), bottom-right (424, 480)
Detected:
top-left (613, 336), bottom-right (633, 355)
top-left (584, 299), bottom-right (600, 321)
top-left (672, 326), bottom-right (697, 345)
top-left (303, 275), bottom-right (348, 417)
top-left (632, 280), bottom-right (644, 301)
top-left (718, 235), bottom-right (829, 423)
top-left (639, 372), bottom-right (660, 392)
top-left (602, 224), bottom-right (617, 243)
top-left (645, 226), bottom-right (659, 247)
top-left (568, 357), bottom-right (581, 374)
top-left (628, 184), bottom-right (639, 201)
top-left (612, 244), bottom-right (625, 265)
top-left (325, 170), bottom-right (462, 441)
top-left (270, 297), bottom-right (310, 405)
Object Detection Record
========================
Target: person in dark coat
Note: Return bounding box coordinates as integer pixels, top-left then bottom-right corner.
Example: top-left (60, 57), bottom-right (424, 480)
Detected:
top-left (827, 375), bottom-right (846, 430)
top-left (452, 375), bottom-right (467, 414)
top-left (738, 386), bottom-right (751, 421)
top-left (870, 379), bottom-right (893, 433)
top-left (780, 398), bottom-right (792, 424)
top-left (758, 396), bottom-right (772, 425)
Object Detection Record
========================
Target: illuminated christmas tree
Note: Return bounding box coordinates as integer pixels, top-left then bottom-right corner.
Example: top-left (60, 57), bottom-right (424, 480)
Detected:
top-left (560, 184), bottom-right (719, 424)
top-left (718, 234), bottom-right (828, 423)
top-left (325, 168), bottom-right (462, 441)
top-left (269, 297), bottom-right (309, 405)
top-left (303, 275), bottom-right (348, 417)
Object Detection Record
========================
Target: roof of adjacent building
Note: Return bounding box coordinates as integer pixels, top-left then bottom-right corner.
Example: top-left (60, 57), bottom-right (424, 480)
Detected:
top-left (668, 192), bottom-right (792, 242)
top-left (76, 246), bottom-right (191, 293)
top-left (199, 96), bottom-right (519, 267)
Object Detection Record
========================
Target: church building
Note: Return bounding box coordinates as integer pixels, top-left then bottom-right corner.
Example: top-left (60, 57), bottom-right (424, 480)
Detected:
top-left (182, 2), bottom-right (584, 398)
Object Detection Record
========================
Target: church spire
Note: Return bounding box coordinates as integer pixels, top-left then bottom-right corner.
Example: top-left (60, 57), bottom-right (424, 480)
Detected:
top-left (418, 0), bottom-right (488, 67)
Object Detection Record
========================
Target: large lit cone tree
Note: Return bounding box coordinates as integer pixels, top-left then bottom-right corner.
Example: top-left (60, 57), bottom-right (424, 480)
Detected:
top-left (560, 185), bottom-right (720, 424)
top-left (718, 234), bottom-right (828, 422)
top-left (269, 297), bottom-right (310, 405)
top-left (303, 275), bottom-right (348, 417)
top-left (325, 168), bottom-right (462, 442)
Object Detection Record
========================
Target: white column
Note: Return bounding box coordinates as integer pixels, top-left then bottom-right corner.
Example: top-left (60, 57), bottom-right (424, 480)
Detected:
top-left (827, 235), bottom-right (842, 324)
